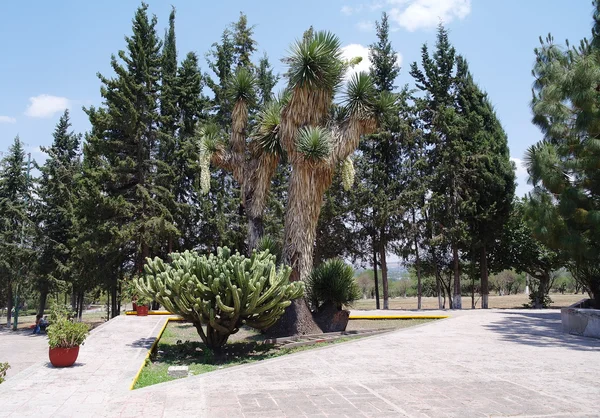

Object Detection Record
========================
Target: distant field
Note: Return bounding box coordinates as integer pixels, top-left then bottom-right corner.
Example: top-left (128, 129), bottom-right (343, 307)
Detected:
top-left (351, 293), bottom-right (585, 310)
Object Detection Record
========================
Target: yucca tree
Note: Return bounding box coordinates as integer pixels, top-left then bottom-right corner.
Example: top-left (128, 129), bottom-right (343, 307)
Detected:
top-left (269, 32), bottom-right (389, 335)
top-left (200, 67), bottom-right (283, 251)
top-left (526, 1), bottom-right (600, 306)
top-left (201, 30), bottom-right (385, 335)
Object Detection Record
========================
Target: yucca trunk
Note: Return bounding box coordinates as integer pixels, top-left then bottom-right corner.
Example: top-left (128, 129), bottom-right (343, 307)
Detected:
top-left (245, 153), bottom-right (279, 250)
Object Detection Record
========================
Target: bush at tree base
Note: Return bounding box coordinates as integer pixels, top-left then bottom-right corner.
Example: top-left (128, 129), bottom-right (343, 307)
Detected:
top-left (136, 247), bottom-right (304, 350)
top-left (307, 259), bottom-right (361, 311)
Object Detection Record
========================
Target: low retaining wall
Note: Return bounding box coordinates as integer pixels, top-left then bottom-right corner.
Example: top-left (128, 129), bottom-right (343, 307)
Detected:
top-left (561, 299), bottom-right (600, 339)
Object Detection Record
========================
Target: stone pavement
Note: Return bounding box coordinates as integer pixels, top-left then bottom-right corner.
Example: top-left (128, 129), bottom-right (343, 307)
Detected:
top-left (1, 310), bottom-right (599, 417)
top-left (0, 314), bottom-right (168, 417)
top-left (0, 328), bottom-right (48, 379)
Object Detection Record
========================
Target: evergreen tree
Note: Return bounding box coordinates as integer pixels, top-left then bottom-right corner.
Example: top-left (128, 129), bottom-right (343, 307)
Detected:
top-left (83, 3), bottom-right (175, 315)
top-left (526, 1), bottom-right (600, 305)
top-left (351, 12), bottom-right (402, 309)
top-left (232, 12), bottom-right (257, 69)
top-left (369, 13), bottom-right (400, 93)
top-left (256, 53), bottom-right (279, 105)
top-left (410, 24), bottom-right (468, 309)
top-left (0, 137), bottom-right (34, 326)
top-left (35, 110), bottom-right (82, 315)
top-left (455, 58), bottom-right (515, 309)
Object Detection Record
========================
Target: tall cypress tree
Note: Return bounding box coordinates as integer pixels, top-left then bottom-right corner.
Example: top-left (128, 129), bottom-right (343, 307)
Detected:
top-left (84, 3), bottom-right (175, 311)
top-left (36, 110), bottom-right (82, 315)
top-left (256, 54), bottom-right (279, 105)
top-left (352, 12), bottom-right (402, 309)
top-left (410, 24), bottom-right (468, 309)
top-left (455, 58), bottom-right (515, 309)
top-left (0, 137), bottom-right (33, 325)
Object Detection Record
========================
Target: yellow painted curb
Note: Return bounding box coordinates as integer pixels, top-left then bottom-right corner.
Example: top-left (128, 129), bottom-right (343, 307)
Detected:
top-left (348, 315), bottom-right (449, 320)
top-left (125, 310), bottom-right (173, 316)
top-left (129, 316), bottom-right (184, 390)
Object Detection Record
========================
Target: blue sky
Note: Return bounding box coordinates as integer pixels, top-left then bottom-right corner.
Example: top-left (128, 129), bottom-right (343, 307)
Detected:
top-left (0, 0), bottom-right (592, 196)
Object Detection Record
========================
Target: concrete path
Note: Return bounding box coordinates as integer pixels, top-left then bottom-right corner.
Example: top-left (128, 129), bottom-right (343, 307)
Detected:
top-left (0, 328), bottom-right (48, 379)
top-left (0, 315), bottom-right (168, 417)
top-left (1, 310), bottom-right (599, 417)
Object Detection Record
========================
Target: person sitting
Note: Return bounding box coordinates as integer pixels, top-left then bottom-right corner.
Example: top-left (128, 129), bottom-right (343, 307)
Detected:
top-left (39, 316), bottom-right (49, 332)
top-left (33, 314), bottom-right (43, 334)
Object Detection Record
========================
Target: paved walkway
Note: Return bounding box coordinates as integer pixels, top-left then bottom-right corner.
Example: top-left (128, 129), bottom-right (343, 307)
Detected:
top-left (1, 310), bottom-right (599, 417)
top-left (0, 315), bottom-right (168, 417)
top-left (0, 328), bottom-right (48, 379)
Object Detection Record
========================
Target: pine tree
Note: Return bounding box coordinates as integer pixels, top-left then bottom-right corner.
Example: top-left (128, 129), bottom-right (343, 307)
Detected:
top-left (83, 3), bottom-right (176, 315)
top-left (455, 58), bottom-right (515, 309)
top-left (526, 1), bottom-right (600, 305)
top-left (351, 12), bottom-right (402, 309)
top-left (232, 12), bottom-right (257, 69)
top-left (410, 24), bottom-right (468, 309)
top-left (0, 137), bottom-right (34, 326)
top-left (256, 54), bottom-right (279, 105)
top-left (36, 110), bottom-right (82, 315)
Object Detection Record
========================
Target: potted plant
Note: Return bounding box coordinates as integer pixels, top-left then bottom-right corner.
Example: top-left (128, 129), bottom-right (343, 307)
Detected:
top-left (136, 295), bottom-right (151, 316)
top-left (47, 308), bottom-right (89, 367)
top-left (307, 259), bottom-right (361, 332)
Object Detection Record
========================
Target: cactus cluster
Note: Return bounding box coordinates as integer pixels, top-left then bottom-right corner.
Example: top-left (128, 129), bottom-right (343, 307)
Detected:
top-left (136, 247), bottom-right (304, 350)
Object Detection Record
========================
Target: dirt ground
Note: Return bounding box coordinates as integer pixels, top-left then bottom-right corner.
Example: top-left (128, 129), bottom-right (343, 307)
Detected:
top-left (351, 293), bottom-right (585, 311)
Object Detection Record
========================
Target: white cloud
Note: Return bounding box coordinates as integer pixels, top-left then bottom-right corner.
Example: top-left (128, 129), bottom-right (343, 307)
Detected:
top-left (0, 116), bottom-right (16, 124)
top-left (341, 5), bottom-right (354, 15)
top-left (24, 94), bottom-right (70, 118)
top-left (510, 157), bottom-right (527, 177)
top-left (388, 0), bottom-right (471, 31)
top-left (356, 20), bottom-right (375, 32)
top-left (341, 43), bottom-right (402, 81)
top-left (511, 157), bottom-right (532, 197)
top-left (341, 44), bottom-right (372, 80)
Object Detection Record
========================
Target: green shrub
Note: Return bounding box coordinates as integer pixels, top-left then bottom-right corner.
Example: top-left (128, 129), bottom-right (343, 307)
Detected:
top-left (47, 308), bottom-right (89, 349)
top-left (0, 362), bottom-right (9, 384)
top-left (136, 247), bottom-right (304, 351)
top-left (308, 259), bottom-right (361, 310)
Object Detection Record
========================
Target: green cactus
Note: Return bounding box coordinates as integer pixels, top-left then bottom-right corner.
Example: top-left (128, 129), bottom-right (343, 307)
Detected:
top-left (136, 247), bottom-right (304, 350)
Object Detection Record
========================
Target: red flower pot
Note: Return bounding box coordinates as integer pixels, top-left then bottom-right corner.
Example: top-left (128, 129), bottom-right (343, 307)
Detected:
top-left (132, 302), bottom-right (138, 311)
top-left (136, 305), bottom-right (149, 316)
top-left (49, 346), bottom-right (80, 368)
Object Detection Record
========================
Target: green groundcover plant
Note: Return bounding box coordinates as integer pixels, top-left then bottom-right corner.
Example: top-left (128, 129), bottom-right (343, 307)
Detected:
top-left (0, 362), bottom-right (9, 384)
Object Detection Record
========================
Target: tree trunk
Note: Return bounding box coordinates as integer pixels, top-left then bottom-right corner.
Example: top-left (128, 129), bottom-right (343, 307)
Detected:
top-left (434, 256), bottom-right (443, 309)
top-left (275, 165), bottom-right (332, 336)
top-left (71, 288), bottom-right (77, 312)
top-left (415, 240), bottom-right (422, 311)
top-left (452, 243), bottom-right (462, 309)
top-left (38, 286), bottom-right (49, 317)
top-left (6, 281), bottom-right (13, 328)
top-left (480, 246), bottom-right (489, 309)
top-left (379, 242), bottom-right (389, 310)
top-left (533, 273), bottom-right (549, 309)
top-left (373, 247), bottom-right (380, 310)
top-left (78, 290), bottom-right (84, 320)
top-left (110, 282), bottom-right (118, 319)
top-left (247, 213), bottom-right (264, 254)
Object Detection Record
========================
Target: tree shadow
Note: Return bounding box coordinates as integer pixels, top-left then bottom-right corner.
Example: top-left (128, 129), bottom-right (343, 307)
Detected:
top-left (127, 337), bottom-right (156, 349)
top-left (484, 311), bottom-right (600, 351)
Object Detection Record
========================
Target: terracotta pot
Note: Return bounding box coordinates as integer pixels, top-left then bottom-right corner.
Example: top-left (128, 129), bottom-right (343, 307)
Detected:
top-left (49, 346), bottom-right (80, 367)
top-left (132, 302), bottom-right (138, 311)
top-left (313, 302), bottom-right (350, 333)
top-left (136, 305), bottom-right (149, 316)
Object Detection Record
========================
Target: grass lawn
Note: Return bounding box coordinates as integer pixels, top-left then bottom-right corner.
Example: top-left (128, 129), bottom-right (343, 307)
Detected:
top-left (134, 318), bottom-right (433, 389)
top-left (351, 293), bottom-right (585, 311)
